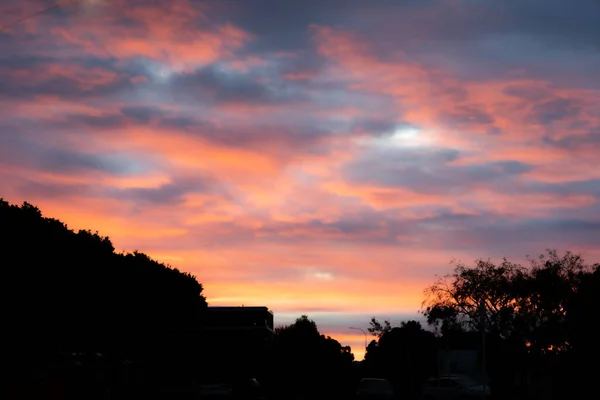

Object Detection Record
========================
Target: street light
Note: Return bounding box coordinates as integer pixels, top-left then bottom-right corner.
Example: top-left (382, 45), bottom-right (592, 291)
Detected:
top-left (349, 326), bottom-right (367, 350)
top-left (479, 300), bottom-right (487, 400)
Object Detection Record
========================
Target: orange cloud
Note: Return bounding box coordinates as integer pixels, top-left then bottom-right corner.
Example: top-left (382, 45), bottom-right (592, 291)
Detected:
top-left (50, 0), bottom-right (252, 69)
top-left (322, 181), bottom-right (456, 211)
top-left (311, 24), bottom-right (600, 189)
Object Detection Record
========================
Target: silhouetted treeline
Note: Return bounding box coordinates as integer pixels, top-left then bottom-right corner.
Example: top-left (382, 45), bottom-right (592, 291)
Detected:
top-left (1, 200), bottom-right (207, 391)
top-left (362, 250), bottom-right (600, 400)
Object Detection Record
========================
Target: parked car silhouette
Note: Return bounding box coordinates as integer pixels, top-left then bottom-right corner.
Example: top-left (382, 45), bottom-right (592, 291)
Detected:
top-left (357, 378), bottom-right (394, 400)
top-left (422, 375), bottom-right (490, 400)
top-left (197, 382), bottom-right (232, 398)
top-left (232, 378), bottom-right (265, 400)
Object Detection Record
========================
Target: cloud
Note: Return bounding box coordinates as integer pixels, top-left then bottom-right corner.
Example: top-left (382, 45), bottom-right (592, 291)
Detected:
top-left (16, 180), bottom-right (96, 200)
top-left (529, 98), bottom-right (582, 125)
top-left (167, 63), bottom-right (308, 106)
top-left (502, 84), bottom-right (553, 101)
top-left (120, 105), bottom-right (165, 123)
top-left (441, 105), bottom-right (495, 128)
top-left (104, 179), bottom-right (217, 207)
top-left (0, 133), bottom-right (150, 176)
top-left (0, 57), bottom-right (131, 100)
top-left (343, 145), bottom-right (533, 195)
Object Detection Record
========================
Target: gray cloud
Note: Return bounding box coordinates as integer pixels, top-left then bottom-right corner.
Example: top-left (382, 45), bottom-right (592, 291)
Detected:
top-left (39, 151), bottom-right (143, 175)
top-left (120, 105), bottom-right (166, 123)
top-left (105, 184), bottom-right (189, 206)
top-left (16, 181), bottom-right (96, 200)
top-left (351, 119), bottom-right (408, 136)
top-left (529, 98), bottom-right (582, 125)
top-left (441, 105), bottom-right (495, 128)
top-left (520, 179), bottom-right (600, 204)
top-left (438, 216), bottom-right (600, 255)
top-left (0, 56), bottom-right (134, 100)
top-left (344, 147), bottom-right (532, 194)
top-left (219, 0), bottom-right (600, 85)
top-left (543, 131), bottom-right (600, 150)
top-left (0, 133), bottom-right (149, 176)
top-left (167, 64), bottom-right (308, 106)
top-left (503, 85), bottom-right (553, 101)
top-left (103, 174), bottom-right (230, 206)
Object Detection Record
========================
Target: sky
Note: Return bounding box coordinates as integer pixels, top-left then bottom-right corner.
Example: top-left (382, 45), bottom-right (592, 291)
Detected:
top-left (1, 0), bottom-right (600, 360)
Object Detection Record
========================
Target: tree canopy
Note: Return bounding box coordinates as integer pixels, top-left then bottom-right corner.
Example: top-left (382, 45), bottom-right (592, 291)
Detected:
top-left (364, 319), bottom-right (437, 397)
top-left (422, 250), bottom-right (600, 356)
top-left (1, 199), bottom-right (207, 364)
top-left (269, 315), bottom-right (355, 398)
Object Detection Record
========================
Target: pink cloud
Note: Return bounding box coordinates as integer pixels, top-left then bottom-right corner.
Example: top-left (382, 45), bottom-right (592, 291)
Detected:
top-left (311, 24), bottom-right (600, 185)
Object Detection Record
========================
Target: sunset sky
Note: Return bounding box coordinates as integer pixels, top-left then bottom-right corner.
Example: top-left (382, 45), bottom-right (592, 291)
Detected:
top-left (1, 0), bottom-right (599, 359)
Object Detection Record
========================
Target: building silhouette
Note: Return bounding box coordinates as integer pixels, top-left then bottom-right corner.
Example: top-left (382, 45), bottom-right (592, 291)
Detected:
top-left (199, 306), bottom-right (275, 382)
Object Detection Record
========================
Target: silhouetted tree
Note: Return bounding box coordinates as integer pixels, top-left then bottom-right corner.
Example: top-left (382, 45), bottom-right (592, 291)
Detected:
top-left (423, 251), bottom-right (596, 352)
top-left (364, 320), bottom-right (436, 398)
top-left (368, 317), bottom-right (392, 338)
top-left (423, 257), bottom-right (525, 338)
top-left (269, 315), bottom-right (355, 399)
top-left (422, 250), bottom-right (600, 400)
top-left (1, 199), bottom-right (207, 390)
top-left (567, 264), bottom-right (600, 353)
